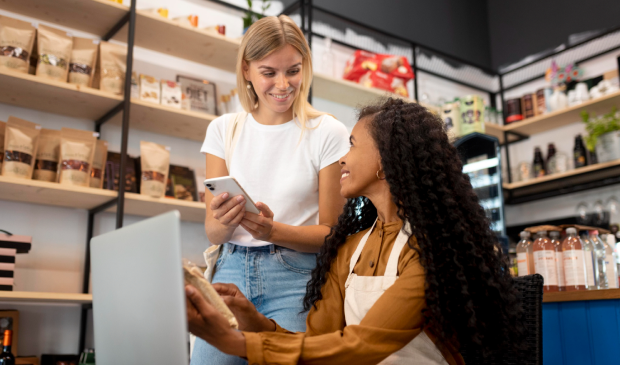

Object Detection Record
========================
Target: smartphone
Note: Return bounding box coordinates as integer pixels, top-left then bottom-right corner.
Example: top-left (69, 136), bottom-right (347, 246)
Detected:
top-left (203, 176), bottom-right (260, 214)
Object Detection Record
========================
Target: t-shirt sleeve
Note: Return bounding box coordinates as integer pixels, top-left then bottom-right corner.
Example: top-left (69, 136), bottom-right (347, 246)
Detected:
top-left (200, 114), bottom-right (228, 159)
top-left (318, 116), bottom-right (350, 170)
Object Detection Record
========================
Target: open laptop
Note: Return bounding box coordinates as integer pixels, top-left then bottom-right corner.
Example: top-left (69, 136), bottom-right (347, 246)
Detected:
top-left (91, 211), bottom-right (189, 365)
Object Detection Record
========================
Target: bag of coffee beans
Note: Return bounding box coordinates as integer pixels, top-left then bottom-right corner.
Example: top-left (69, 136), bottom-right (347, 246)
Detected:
top-left (59, 128), bottom-right (97, 187)
top-left (2, 116), bottom-right (41, 179)
top-left (36, 24), bottom-right (73, 82)
top-left (0, 15), bottom-right (36, 74)
top-left (89, 139), bottom-right (108, 189)
top-left (139, 141), bottom-right (170, 198)
top-left (96, 41), bottom-right (126, 95)
top-left (68, 37), bottom-right (98, 87)
top-left (33, 128), bottom-right (61, 182)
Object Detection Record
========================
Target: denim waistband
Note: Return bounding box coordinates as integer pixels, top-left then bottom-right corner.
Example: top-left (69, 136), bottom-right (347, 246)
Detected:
top-left (224, 242), bottom-right (276, 254)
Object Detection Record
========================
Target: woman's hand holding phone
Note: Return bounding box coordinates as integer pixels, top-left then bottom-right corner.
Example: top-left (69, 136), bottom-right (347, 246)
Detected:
top-left (241, 202), bottom-right (275, 241)
top-left (210, 192), bottom-right (247, 229)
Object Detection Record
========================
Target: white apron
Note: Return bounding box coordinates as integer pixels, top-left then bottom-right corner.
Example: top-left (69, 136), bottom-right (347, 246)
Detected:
top-left (344, 220), bottom-right (449, 365)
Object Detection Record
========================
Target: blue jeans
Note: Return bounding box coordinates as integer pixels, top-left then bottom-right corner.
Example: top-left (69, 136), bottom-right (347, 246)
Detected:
top-left (191, 243), bottom-right (317, 365)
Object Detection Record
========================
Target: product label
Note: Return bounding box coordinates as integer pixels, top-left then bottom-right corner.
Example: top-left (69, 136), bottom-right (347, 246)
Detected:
top-left (555, 251), bottom-right (565, 287)
top-left (564, 250), bottom-right (587, 287)
top-left (534, 250), bottom-right (558, 286)
top-left (517, 253), bottom-right (529, 276)
top-left (585, 250), bottom-right (596, 287)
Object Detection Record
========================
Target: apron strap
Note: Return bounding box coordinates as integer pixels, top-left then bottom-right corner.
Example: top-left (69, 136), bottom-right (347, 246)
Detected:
top-left (384, 221), bottom-right (412, 278)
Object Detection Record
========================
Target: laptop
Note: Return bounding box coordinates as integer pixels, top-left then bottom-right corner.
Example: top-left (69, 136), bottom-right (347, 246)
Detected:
top-left (91, 211), bottom-right (189, 365)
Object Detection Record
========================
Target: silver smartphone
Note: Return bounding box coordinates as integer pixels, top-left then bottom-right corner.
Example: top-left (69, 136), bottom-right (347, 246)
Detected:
top-left (203, 176), bottom-right (260, 214)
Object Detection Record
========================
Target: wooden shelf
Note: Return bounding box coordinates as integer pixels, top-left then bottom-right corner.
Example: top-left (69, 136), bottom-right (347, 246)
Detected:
top-left (484, 123), bottom-right (504, 143)
top-left (0, 0), bottom-right (128, 37)
top-left (0, 291), bottom-right (92, 304)
top-left (313, 73), bottom-right (414, 108)
top-left (109, 99), bottom-right (216, 142)
top-left (0, 68), bottom-right (122, 120)
top-left (543, 288), bottom-right (620, 303)
top-left (503, 159), bottom-right (620, 190)
top-left (504, 90), bottom-right (620, 136)
top-left (113, 9), bottom-right (240, 72)
top-left (0, 177), bottom-right (205, 223)
top-left (0, 69), bottom-right (216, 141)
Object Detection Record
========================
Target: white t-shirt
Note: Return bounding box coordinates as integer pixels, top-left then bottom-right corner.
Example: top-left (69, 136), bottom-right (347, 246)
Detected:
top-left (201, 113), bottom-right (350, 247)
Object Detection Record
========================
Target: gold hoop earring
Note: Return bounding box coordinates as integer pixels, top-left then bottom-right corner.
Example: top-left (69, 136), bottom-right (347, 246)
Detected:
top-left (376, 170), bottom-right (385, 180)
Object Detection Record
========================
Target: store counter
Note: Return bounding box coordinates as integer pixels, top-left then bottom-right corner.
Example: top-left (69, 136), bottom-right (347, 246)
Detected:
top-left (543, 289), bottom-right (620, 365)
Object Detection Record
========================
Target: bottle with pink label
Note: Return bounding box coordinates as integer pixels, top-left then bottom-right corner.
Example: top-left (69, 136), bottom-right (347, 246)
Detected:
top-left (562, 228), bottom-right (587, 291)
top-left (533, 231), bottom-right (559, 292)
top-left (516, 231), bottom-right (534, 276)
top-left (550, 231), bottom-right (565, 291)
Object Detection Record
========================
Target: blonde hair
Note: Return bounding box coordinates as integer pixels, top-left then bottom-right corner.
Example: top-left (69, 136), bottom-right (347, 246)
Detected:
top-left (236, 15), bottom-right (324, 130)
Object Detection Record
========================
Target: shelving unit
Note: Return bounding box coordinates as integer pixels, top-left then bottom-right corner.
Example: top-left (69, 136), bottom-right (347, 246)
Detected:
top-left (313, 73), bottom-right (414, 107)
top-left (0, 291), bottom-right (92, 305)
top-left (504, 90), bottom-right (620, 136)
top-left (503, 159), bottom-right (620, 204)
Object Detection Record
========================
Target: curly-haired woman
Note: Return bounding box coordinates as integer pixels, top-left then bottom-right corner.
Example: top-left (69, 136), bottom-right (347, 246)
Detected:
top-left (187, 98), bottom-right (525, 364)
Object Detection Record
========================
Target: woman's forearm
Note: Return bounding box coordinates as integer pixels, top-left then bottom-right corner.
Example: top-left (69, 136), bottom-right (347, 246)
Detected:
top-left (205, 218), bottom-right (237, 246)
top-left (269, 222), bottom-right (332, 253)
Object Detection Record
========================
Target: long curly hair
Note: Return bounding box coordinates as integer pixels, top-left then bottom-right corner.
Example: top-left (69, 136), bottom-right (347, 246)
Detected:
top-left (304, 98), bottom-right (524, 358)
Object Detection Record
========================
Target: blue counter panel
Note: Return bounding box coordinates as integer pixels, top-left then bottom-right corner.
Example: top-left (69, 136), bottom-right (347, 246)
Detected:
top-left (543, 299), bottom-right (620, 365)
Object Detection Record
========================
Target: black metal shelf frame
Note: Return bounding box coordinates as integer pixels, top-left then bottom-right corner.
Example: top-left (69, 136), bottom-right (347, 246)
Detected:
top-left (286, 0), bottom-right (620, 200)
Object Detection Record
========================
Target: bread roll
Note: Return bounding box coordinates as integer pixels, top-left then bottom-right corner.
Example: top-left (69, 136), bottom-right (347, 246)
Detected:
top-left (183, 265), bottom-right (239, 329)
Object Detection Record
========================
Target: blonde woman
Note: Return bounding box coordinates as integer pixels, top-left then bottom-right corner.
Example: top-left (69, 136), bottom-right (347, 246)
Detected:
top-left (192, 15), bottom-right (350, 365)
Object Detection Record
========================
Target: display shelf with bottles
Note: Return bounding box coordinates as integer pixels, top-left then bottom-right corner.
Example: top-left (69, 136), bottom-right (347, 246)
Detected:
top-left (503, 159), bottom-right (620, 204)
top-left (0, 176), bottom-right (206, 223)
top-left (0, 291), bottom-right (92, 305)
top-left (0, 69), bottom-right (217, 142)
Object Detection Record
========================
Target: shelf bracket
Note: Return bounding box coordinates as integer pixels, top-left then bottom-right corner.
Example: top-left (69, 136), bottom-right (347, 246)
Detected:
top-left (94, 102), bottom-right (124, 134)
top-left (102, 13), bottom-right (130, 42)
top-left (501, 130), bottom-right (529, 146)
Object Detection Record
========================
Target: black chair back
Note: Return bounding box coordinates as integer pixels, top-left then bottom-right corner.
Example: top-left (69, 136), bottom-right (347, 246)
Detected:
top-left (460, 274), bottom-right (543, 365)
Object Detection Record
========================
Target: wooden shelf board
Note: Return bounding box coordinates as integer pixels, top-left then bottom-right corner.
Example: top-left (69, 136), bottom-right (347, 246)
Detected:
top-left (0, 177), bottom-right (205, 222)
top-left (109, 99), bottom-right (216, 142)
top-left (504, 90), bottom-right (620, 136)
top-left (0, 0), bottom-right (128, 37)
top-left (503, 158), bottom-right (620, 190)
top-left (543, 288), bottom-right (620, 303)
top-left (0, 291), bottom-right (92, 304)
top-left (484, 123), bottom-right (505, 143)
top-left (107, 193), bottom-right (206, 224)
top-left (313, 73), bottom-right (414, 108)
top-left (113, 10), bottom-right (240, 72)
top-left (0, 68), bottom-right (122, 120)
top-left (0, 176), bottom-right (117, 210)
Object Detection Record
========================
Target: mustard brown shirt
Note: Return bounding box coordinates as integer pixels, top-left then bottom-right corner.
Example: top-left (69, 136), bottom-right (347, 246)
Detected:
top-left (243, 220), bottom-right (464, 364)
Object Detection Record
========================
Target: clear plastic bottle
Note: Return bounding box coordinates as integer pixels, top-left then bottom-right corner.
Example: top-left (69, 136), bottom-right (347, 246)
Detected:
top-left (516, 231), bottom-right (534, 276)
top-left (589, 230), bottom-right (608, 289)
top-left (533, 231), bottom-right (559, 292)
top-left (580, 231), bottom-right (598, 290)
top-left (603, 234), bottom-right (619, 289)
top-left (550, 231), bottom-right (565, 291)
top-left (562, 228), bottom-right (587, 291)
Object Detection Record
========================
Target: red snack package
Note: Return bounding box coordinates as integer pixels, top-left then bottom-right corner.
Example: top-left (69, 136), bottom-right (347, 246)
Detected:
top-left (376, 54), bottom-right (414, 81)
top-left (359, 70), bottom-right (409, 98)
top-left (343, 50), bottom-right (379, 82)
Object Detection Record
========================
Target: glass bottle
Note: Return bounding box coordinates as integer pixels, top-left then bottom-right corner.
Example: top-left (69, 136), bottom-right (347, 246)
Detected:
top-left (603, 234), bottom-right (619, 289)
top-left (550, 231), bottom-right (565, 291)
top-left (562, 228), bottom-right (587, 291)
top-left (321, 37), bottom-right (335, 77)
top-left (0, 329), bottom-right (14, 365)
top-left (533, 147), bottom-right (546, 177)
top-left (516, 231), bottom-right (534, 276)
top-left (546, 143), bottom-right (556, 166)
top-left (589, 230), bottom-right (608, 289)
top-left (580, 231), bottom-right (599, 290)
top-left (532, 231), bottom-right (559, 292)
top-left (574, 134), bottom-right (588, 169)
